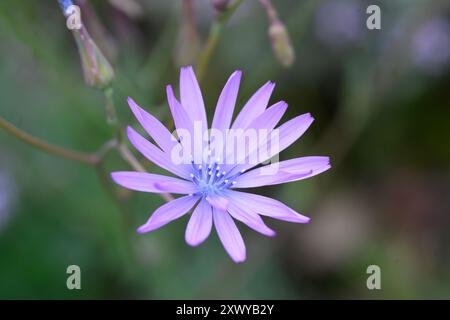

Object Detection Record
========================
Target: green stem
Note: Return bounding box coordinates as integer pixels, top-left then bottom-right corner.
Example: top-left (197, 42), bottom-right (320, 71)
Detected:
top-left (117, 142), bottom-right (146, 172)
top-left (196, 0), bottom-right (244, 83)
top-left (102, 87), bottom-right (173, 202)
top-left (103, 86), bottom-right (123, 143)
top-left (0, 115), bottom-right (99, 165)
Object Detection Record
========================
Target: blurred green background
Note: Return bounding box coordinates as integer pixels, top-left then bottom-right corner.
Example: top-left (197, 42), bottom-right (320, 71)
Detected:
top-left (0, 0), bottom-right (449, 299)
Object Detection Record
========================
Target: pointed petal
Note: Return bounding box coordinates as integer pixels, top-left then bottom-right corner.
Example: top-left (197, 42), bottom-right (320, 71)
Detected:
top-left (230, 113), bottom-right (314, 174)
top-left (233, 171), bottom-right (312, 188)
top-left (137, 195), bottom-right (200, 233)
top-left (225, 190), bottom-right (310, 223)
top-left (111, 171), bottom-right (197, 194)
top-left (224, 101), bottom-right (287, 169)
top-left (185, 199), bottom-right (213, 246)
top-left (257, 113), bottom-right (314, 165)
top-left (211, 71), bottom-right (242, 133)
top-left (232, 81), bottom-right (275, 130)
top-left (127, 126), bottom-right (191, 179)
top-left (248, 101), bottom-right (288, 130)
top-left (127, 97), bottom-right (177, 153)
top-left (227, 202), bottom-right (276, 237)
top-left (166, 85), bottom-right (194, 135)
top-left (167, 85), bottom-right (204, 163)
top-left (213, 208), bottom-right (246, 263)
top-left (234, 156), bottom-right (331, 188)
top-left (180, 66), bottom-right (207, 129)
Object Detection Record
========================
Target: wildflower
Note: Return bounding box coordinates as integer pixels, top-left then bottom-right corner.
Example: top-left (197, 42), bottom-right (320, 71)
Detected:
top-left (111, 66), bottom-right (331, 263)
top-left (315, 0), bottom-right (363, 49)
top-left (411, 18), bottom-right (450, 75)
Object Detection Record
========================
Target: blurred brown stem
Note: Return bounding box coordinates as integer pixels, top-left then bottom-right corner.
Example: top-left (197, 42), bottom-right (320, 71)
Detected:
top-left (0, 115), bottom-right (100, 165)
top-left (259, 0), bottom-right (277, 22)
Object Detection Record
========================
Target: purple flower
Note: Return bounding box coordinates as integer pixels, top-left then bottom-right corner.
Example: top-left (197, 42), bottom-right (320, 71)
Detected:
top-left (111, 66), bottom-right (331, 263)
top-left (411, 18), bottom-right (450, 75)
top-left (315, 0), bottom-right (363, 49)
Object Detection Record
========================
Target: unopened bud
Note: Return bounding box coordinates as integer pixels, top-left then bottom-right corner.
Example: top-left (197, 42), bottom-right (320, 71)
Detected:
top-left (268, 20), bottom-right (295, 67)
top-left (59, 1), bottom-right (114, 90)
top-left (259, 0), bottom-right (295, 67)
top-left (212, 0), bottom-right (231, 12)
top-left (73, 27), bottom-right (115, 90)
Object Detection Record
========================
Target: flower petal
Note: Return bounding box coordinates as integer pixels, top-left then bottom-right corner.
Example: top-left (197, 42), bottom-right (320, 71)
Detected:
top-left (211, 71), bottom-right (242, 133)
top-left (127, 126), bottom-right (191, 179)
top-left (213, 208), bottom-right (246, 263)
top-left (224, 101), bottom-right (287, 168)
top-left (227, 202), bottom-right (275, 237)
top-left (111, 171), bottom-right (197, 194)
top-left (185, 198), bottom-right (213, 246)
top-left (248, 101), bottom-right (288, 130)
top-left (180, 66), bottom-right (207, 129)
top-left (205, 194), bottom-right (229, 211)
top-left (225, 190), bottom-right (310, 223)
top-left (137, 195), bottom-right (200, 233)
top-left (167, 85), bottom-right (204, 163)
top-left (166, 85), bottom-right (194, 135)
top-left (233, 156), bottom-right (331, 188)
top-left (229, 113), bottom-right (314, 175)
top-left (127, 97), bottom-right (177, 153)
top-left (232, 81), bottom-right (275, 130)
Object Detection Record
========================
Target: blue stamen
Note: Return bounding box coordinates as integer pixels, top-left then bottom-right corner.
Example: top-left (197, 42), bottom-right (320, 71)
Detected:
top-left (190, 159), bottom-right (243, 196)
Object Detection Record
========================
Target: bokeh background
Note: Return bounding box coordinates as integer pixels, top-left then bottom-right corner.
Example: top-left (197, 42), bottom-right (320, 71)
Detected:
top-left (1, 0), bottom-right (449, 299)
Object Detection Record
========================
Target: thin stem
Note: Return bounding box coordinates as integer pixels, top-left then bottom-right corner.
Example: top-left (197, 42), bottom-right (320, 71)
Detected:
top-left (196, 0), bottom-right (244, 83)
top-left (259, 0), bottom-right (278, 23)
top-left (0, 115), bottom-right (98, 165)
top-left (117, 142), bottom-right (174, 202)
top-left (103, 86), bottom-right (122, 143)
top-left (96, 138), bottom-right (118, 160)
top-left (117, 142), bottom-right (146, 172)
top-left (102, 86), bottom-right (173, 202)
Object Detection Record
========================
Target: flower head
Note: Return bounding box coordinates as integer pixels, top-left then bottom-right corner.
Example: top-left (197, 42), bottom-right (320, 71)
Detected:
top-left (111, 66), bottom-right (331, 263)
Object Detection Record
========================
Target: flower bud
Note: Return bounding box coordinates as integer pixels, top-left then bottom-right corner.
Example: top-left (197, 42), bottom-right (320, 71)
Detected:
top-left (59, 0), bottom-right (114, 90)
top-left (259, 0), bottom-right (295, 67)
top-left (73, 26), bottom-right (115, 90)
top-left (268, 20), bottom-right (295, 67)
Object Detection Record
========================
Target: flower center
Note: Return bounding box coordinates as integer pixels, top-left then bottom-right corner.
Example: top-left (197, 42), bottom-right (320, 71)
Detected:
top-left (189, 159), bottom-right (243, 197)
